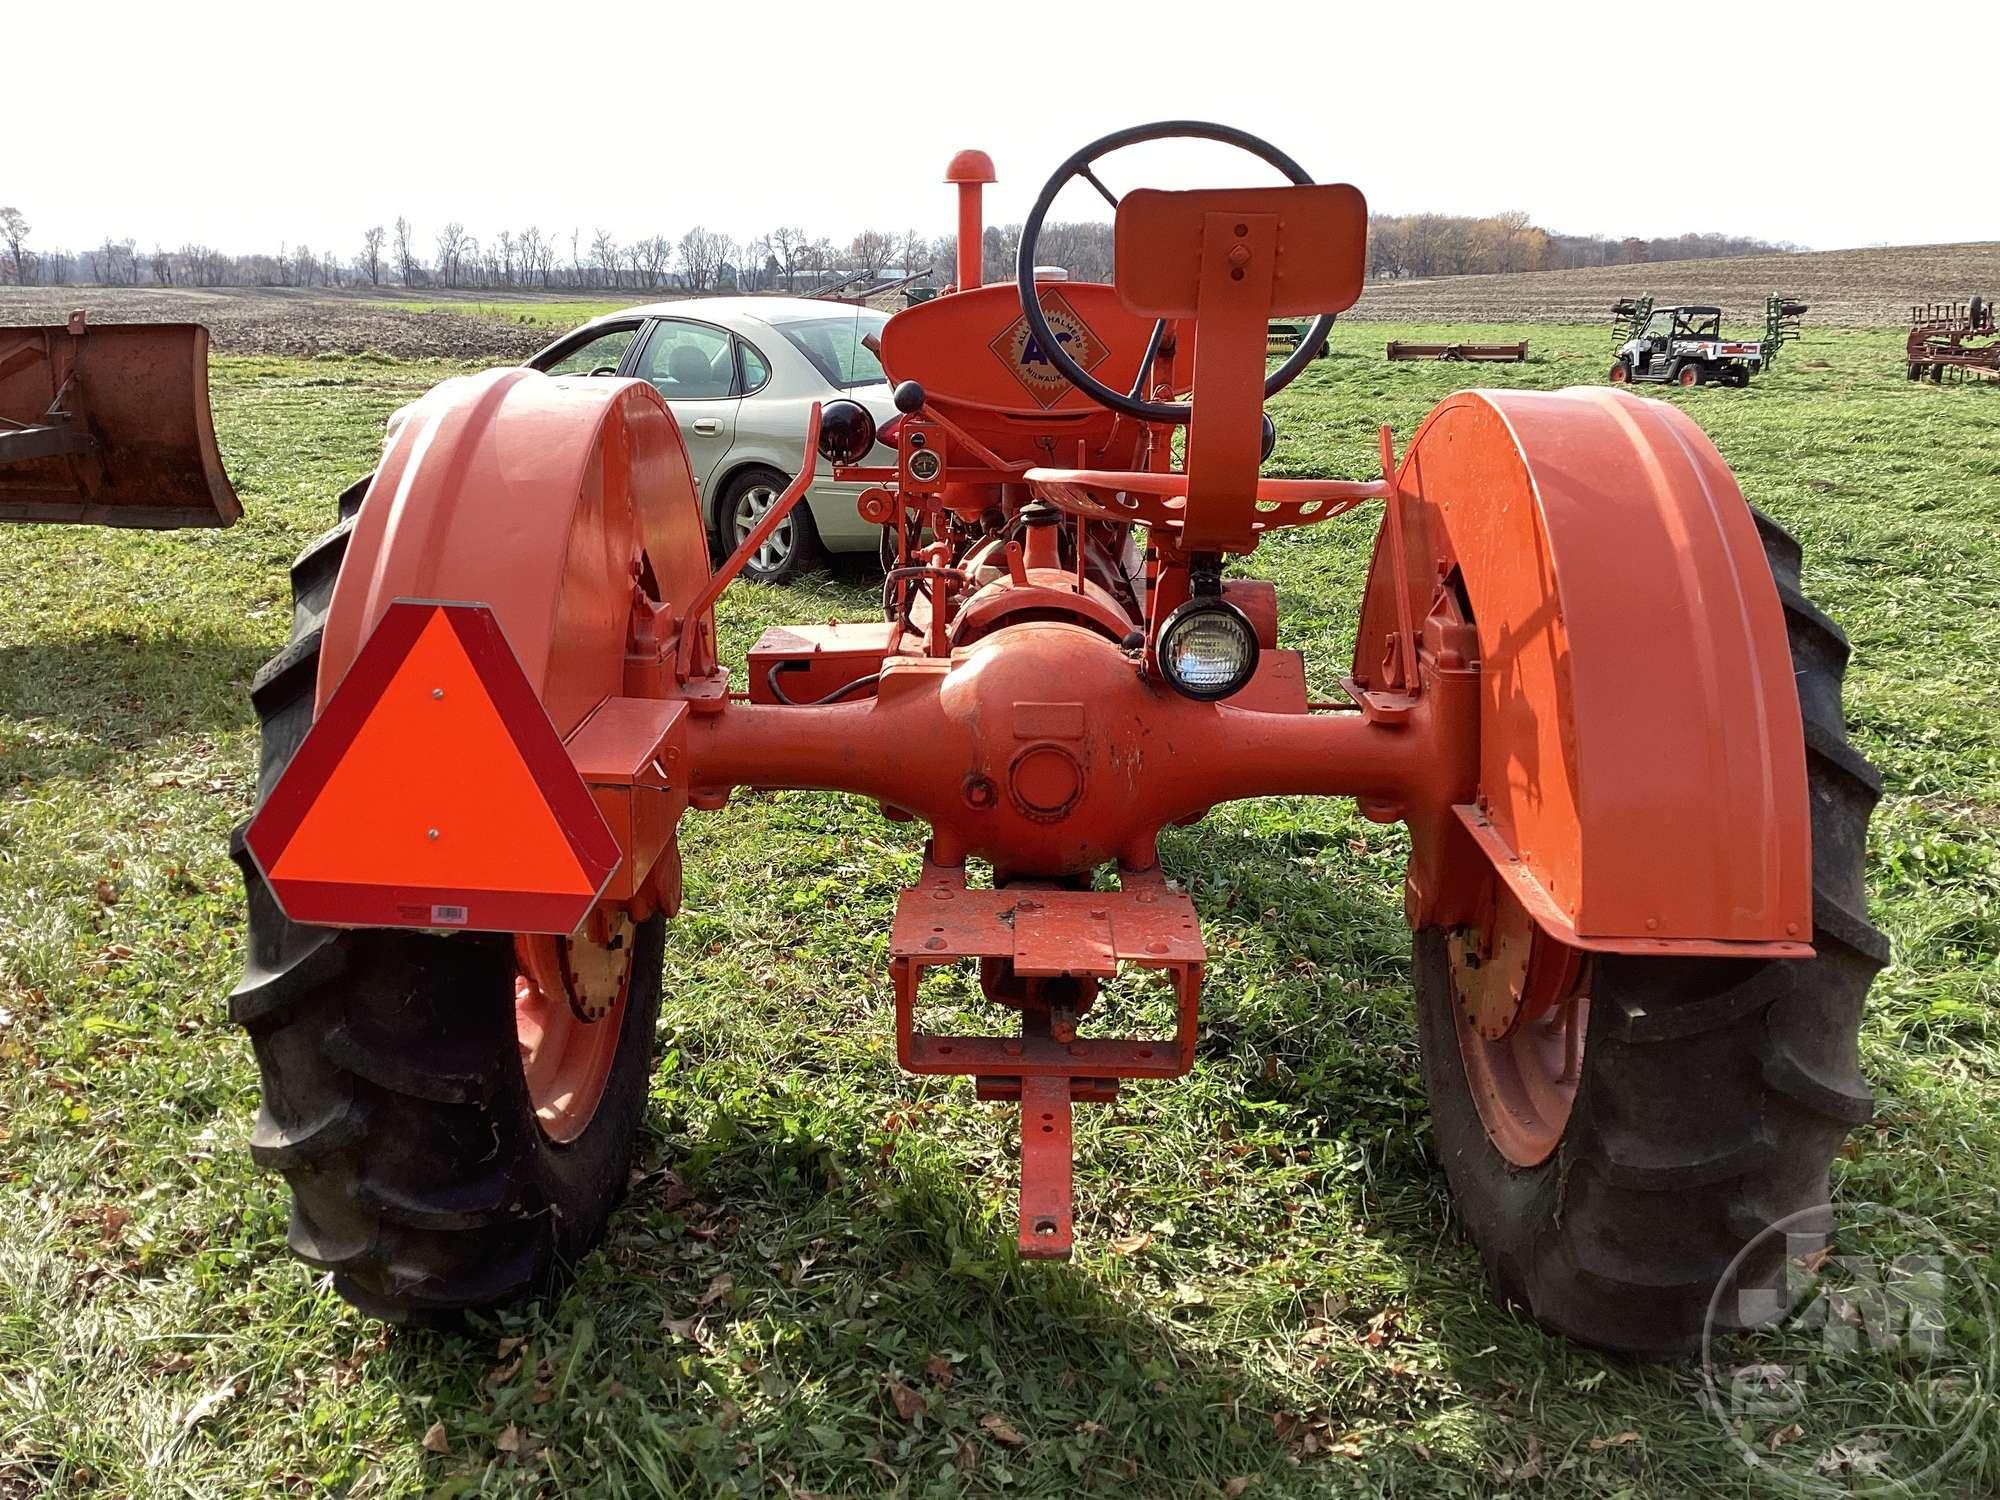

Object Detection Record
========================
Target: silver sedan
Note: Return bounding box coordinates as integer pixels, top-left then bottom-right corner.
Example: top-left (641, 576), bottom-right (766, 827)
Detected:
top-left (529, 297), bottom-right (897, 583)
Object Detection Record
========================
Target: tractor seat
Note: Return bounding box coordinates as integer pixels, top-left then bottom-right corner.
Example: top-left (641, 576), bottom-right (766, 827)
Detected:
top-left (1022, 466), bottom-right (1387, 538)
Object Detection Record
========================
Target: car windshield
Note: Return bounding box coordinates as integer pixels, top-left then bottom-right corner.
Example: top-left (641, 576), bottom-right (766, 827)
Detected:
top-left (777, 313), bottom-right (889, 389)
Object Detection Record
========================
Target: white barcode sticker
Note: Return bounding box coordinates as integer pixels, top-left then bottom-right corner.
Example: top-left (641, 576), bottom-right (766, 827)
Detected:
top-left (430, 904), bottom-right (469, 926)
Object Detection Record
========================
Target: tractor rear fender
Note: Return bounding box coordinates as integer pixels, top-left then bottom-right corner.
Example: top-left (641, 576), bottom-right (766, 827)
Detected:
top-left (249, 368), bottom-right (714, 931)
top-left (1355, 386), bottom-right (1812, 955)
top-left (318, 367), bottom-right (711, 733)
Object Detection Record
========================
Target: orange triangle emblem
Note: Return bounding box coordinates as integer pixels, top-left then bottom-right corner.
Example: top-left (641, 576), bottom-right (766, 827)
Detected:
top-left (245, 601), bottom-right (619, 933)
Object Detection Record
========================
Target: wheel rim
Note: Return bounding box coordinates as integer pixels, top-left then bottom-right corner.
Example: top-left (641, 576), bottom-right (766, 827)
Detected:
top-left (1448, 902), bottom-right (1589, 1167)
top-left (1609, 363), bottom-right (1629, 384)
top-left (733, 484), bottom-right (793, 574)
top-left (514, 918), bottom-right (634, 1144)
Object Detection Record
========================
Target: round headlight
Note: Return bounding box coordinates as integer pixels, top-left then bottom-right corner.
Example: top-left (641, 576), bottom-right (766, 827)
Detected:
top-left (1156, 598), bottom-right (1259, 701)
top-left (816, 399), bottom-right (878, 466)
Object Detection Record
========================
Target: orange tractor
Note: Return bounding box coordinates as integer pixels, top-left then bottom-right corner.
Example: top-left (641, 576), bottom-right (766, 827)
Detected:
top-left (228, 123), bottom-right (1882, 1353)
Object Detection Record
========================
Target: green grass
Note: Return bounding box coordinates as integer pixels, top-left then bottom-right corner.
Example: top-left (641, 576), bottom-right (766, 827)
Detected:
top-left (2, 325), bottom-right (1996, 1496)
top-left (360, 299), bottom-right (642, 330)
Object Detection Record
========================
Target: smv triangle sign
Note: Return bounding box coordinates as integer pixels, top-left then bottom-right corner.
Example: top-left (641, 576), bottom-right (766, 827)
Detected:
top-left (244, 600), bottom-right (619, 934)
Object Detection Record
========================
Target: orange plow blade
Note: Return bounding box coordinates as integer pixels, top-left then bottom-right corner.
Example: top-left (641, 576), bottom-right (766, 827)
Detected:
top-left (0, 316), bottom-right (239, 528)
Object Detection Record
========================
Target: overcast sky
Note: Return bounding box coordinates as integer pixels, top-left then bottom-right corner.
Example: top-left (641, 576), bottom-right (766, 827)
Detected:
top-left (11, 0), bottom-right (1989, 260)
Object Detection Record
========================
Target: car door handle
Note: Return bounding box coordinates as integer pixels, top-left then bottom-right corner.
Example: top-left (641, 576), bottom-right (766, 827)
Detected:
top-left (690, 418), bottom-right (721, 435)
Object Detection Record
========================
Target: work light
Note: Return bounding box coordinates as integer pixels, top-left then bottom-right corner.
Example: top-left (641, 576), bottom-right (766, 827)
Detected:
top-left (1156, 597), bottom-right (1259, 701)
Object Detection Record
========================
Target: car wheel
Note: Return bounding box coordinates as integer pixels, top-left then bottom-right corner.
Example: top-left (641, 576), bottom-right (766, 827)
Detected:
top-left (720, 466), bottom-right (820, 585)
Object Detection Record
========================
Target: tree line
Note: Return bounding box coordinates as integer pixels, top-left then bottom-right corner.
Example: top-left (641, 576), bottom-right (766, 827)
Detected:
top-left (0, 204), bottom-right (1793, 294)
top-left (1364, 211), bottom-right (1796, 278)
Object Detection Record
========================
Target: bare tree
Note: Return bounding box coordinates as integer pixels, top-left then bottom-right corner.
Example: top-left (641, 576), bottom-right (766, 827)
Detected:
top-left (519, 225), bottom-right (549, 288)
top-left (638, 234), bottom-right (672, 289)
top-left (293, 242), bottom-right (318, 288)
top-left (182, 243), bottom-right (220, 287)
top-left (799, 236), bottom-right (834, 288)
top-left (0, 207), bottom-right (28, 285)
top-left (394, 216), bottom-right (421, 285)
top-left (88, 237), bottom-right (138, 285)
top-left (434, 222), bottom-right (470, 288)
top-left (590, 229), bottom-right (620, 289)
top-left (360, 226), bottom-right (385, 286)
top-left (769, 225), bottom-right (806, 290)
top-left (848, 229), bottom-right (893, 280)
top-left (676, 226), bottom-right (729, 292)
top-left (494, 229), bottom-right (516, 287)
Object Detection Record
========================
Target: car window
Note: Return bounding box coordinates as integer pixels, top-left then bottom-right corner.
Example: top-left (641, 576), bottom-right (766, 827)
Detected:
top-left (776, 314), bottom-right (888, 389)
top-left (634, 319), bottom-right (737, 400)
top-left (738, 339), bottom-right (771, 393)
top-left (539, 325), bottom-right (638, 376)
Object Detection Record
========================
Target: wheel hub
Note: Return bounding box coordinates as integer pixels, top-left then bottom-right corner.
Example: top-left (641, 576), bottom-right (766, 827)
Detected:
top-left (514, 916), bottom-right (635, 1143)
top-left (1448, 889), bottom-right (1589, 1167)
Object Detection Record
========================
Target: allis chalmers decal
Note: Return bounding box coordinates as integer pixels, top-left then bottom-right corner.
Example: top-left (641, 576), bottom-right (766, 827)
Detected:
top-left (989, 289), bottom-right (1109, 408)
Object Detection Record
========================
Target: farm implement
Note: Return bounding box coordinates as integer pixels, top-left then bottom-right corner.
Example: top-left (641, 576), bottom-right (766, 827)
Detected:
top-left (1384, 339), bottom-right (1528, 363)
top-left (1907, 295), bottom-right (1998, 381)
top-left (233, 121), bottom-right (1883, 1354)
top-left (0, 313), bottom-right (238, 527)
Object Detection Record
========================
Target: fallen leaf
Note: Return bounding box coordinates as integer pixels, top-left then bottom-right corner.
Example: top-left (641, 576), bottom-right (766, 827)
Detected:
top-left (95, 880), bottom-right (118, 906)
top-left (697, 1272), bottom-right (734, 1310)
top-left (495, 1336), bottom-right (525, 1359)
top-left (1589, 1431), bottom-right (1641, 1452)
top-left (1498, 1433), bottom-right (1544, 1480)
top-left (979, 1413), bottom-right (1027, 1447)
top-left (886, 1379), bottom-right (925, 1422)
top-left (1109, 1232), bottom-right (1154, 1256)
top-left (422, 1421), bottom-right (449, 1455)
top-left (488, 1356), bottom-right (521, 1386)
top-left (1769, 1424), bottom-right (1804, 1450)
top-left (1224, 1480), bottom-right (1255, 1499)
top-left (496, 1424), bottom-right (521, 1454)
top-left (1731, 1362), bottom-right (1791, 1387)
top-left (155, 1352), bottom-right (195, 1376)
top-left (924, 1354), bottom-right (956, 1386)
top-left (661, 1315), bottom-right (700, 1341)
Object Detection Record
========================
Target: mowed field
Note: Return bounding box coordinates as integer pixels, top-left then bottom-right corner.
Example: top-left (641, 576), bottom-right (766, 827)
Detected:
top-left (0, 301), bottom-right (1997, 1497)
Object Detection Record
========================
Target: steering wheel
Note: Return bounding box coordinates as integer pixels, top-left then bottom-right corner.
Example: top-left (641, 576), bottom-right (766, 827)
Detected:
top-left (1014, 120), bottom-right (1338, 425)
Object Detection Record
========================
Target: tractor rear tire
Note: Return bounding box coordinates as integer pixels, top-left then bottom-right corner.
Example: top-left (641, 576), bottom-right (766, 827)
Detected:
top-left (230, 479), bottom-right (666, 1324)
top-left (1416, 509), bottom-right (1885, 1355)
